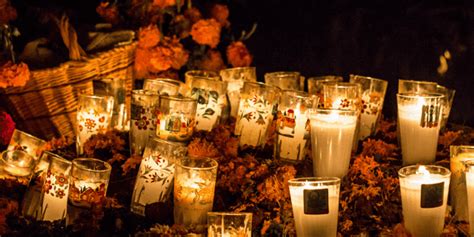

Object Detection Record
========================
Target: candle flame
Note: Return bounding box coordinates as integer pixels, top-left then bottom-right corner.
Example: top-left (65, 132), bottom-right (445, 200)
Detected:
top-left (416, 165), bottom-right (430, 176)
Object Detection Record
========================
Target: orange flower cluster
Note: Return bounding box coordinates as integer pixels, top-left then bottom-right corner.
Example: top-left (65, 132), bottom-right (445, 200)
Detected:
top-left (0, 0), bottom-right (16, 25)
top-left (226, 41), bottom-right (253, 67)
top-left (0, 61), bottom-right (30, 89)
top-left (96, 2), bottom-right (120, 25)
top-left (190, 19), bottom-right (221, 48)
top-left (196, 49), bottom-right (226, 72)
top-left (210, 4), bottom-right (230, 28)
top-left (137, 25), bottom-right (162, 49)
top-left (187, 137), bottom-right (221, 158)
top-left (184, 7), bottom-right (202, 23)
top-left (152, 0), bottom-right (180, 9)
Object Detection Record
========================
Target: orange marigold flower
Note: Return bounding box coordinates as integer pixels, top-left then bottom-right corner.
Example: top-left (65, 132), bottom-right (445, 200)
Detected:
top-left (187, 138), bottom-right (221, 158)
top-left (96, 2), bottom-right (120, 25)
top-left (210, 4), bottom-right (230, 28)
top-left (152, 0), bottom-right (180, 9)
top-left (167, 37), bottom-right (189, 70)
top-left (190, 19), bottom-right (221, 48)
top-left (184, 7), bottom-right (202, 23)
top-left (0, 0), bottom-right (17, 25)
top-left (149, 46), bottom-right (174, 72)
top-left (226, 41), bottom-right (253, 67)
top-left (0, 61), bottom-right (30, 89)
top-left (197, 50), bottom-right (225, 72)
top-left (138, 25), bottom-right (161, 49)
top-left (134, 47), bottom-right (152, 78)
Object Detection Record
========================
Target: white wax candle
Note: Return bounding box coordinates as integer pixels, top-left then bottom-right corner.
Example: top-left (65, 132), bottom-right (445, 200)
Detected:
top-left (277, 109), bottom-right (309, 161)
top-left (235, 98), bottom-right (274, 147)
top-left (130, 107), bottom-right (156, 155)
top-left (466, 166), bottom-right (474, 236)
top-left (40, 172), bottom-right (69, 221)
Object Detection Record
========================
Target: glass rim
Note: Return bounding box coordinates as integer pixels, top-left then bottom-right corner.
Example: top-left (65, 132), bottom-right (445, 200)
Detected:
top-left (207, 212), bottom-right (253, 217)
top-left (398, 165), bottom-right (451, 178)
top-left (144, 77), bottom-right (183, 84)
top-left (1, 149), bottom-right (35, 168)
top-left (149, 136), bottom-right (187, 147)
top-left (309, 108), bottom-right (359, 115)
top-left (42, 151), bottom-right (72, 165)
top-left (185, 70), bottom-right (220, 79)
top-left (323, 81), bottom-right (362, 89)
top-left (192, 76), bottom-right (227, 85)
top-left (72, 158), bottom-right (112, 173)
top-left (79, 94), bottom-right (113, 101)
top-left (265, 71), bottom-right (300, 77)
top-left (12, 129), bottom-right (45, 142)
top-left (132, 89), bottom-right (160, 96)
top-left (160, 95), bottom-right (197, 103)
top-left (243, 81), bottom-right (281, 92)
top-left (350, 74), bottom-right (386, 83)
top-left (176, 157), bottom-right (218, 170)
top-left (220, 66), bottom-right (256, 72)
top-left (396, 92), bottom-right (444, 99)
top-left (288, 177), bottom-right (341, 186)
top-left (281, 89), bottom-right (309, 98)
top-left (398, 79), bottom-right (437, 85)
top-left (307, 75), bottom-right (343, 81)
top-left (450, 145), bottom-right (474, 150)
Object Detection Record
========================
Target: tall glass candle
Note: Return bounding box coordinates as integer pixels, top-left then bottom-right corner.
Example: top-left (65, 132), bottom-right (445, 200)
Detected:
top-left (309, 109), bottom-right (358, 178)
top-left (94, 78), bottom-right (128, 131)
top-left (398, 79), bottom-right (437, 94)
top-left (219, 67), bottom-right (257, 118)
top-left (8, 129), bottom-right (46, 161)
top-left (264, 71), bottom-right (304, 90)
top-left (307, 75), bottom-right (343, 102)
top-left (156, 96), bottom-right (197, 143)
top-left (276, 90), bottom-right (318, 162)
top-left (398, 165), bottom-right (451, 237)
top-left (143, 78), bottom-right (183, 96)
top-left (235, 82), bottom-right (280, 148)
top-left (464, 160), bottom-right (474, 236)
top-left (174, 158), bottom-right (218, 226)
top-left (449, 145), bottom-right (474, 222)
top-left (349, 75), bottom-right (388, 140)
top-left (191, 77), bottom-right (227, 131)
top-left (130, 90), bottom-right (160, 156)
top-left (288, 177), bottom-right (340, 237)
top-left (184, 70), bottom-right (220, 94)
top-left (130, 138), bottom-right (187, 216)
top-left (436, 85), bottom-right (456, 130)
top-left (76, 94), bottom-right (114, 155)
top-left (207, 212), bottom-right (252, 237)
top-left (397, 93), bottom-right (443, 165)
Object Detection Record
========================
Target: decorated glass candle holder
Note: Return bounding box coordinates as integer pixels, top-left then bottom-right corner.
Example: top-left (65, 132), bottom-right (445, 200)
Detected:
top-left (307, 75), bottom-right (343, 98)
top-left (288, 177), bottom-right (340, 237)
top-left (0, 150), bottom-right (35, 183)
top-left (8, 129), bottom-right (46, 161)
top-left (37, 153), bottom-right (72, 221)
top-left (130, 138), bottom-right (187, 216)
top-left (130, 90), bottom-right (160, 156)
top-left (143, 78), bottom-right (183, 96)
top-left (322, 82), bottom-right (362, 111)
top-left (94, 78), bottom-right (128, 131)
top-left (184, 70), bottom-right (220, 91)
top-left (264, 71), bottom-right (304, 91)
top-left (309, 109), bottom-right (358, 178)
top-left (174, 157), bottom-right (218, 226)
top-left (76, 94), bottom-right (114, 155)
top-left (219, 67), bottom-right (257, 118)
top-left (207, 212), bottom-right (252, 237)
top-left (156, 96), bottom-right (197, 143)
top-left (464, 160), bottom-right (474, 236)
top-left (235, 82), bottom-right (280, 148)
top-left (398, 165), bottom-right (451, 237)
top-left (191, 77), bottom-right (227, 131)
top-left (397, 93), bottom-right (444, 165)
top-left (449, 145), bottom-right (474, 222)
top-left (275, 90), bottom-right (318, 162)
top-left (69, 158), bottom-right (111, 208)
top-left (349, 75), bottom-right (388, 140)
top-left (436, 85), bottom-right (456, 129)
top-left (398, 79), bottom-right (438, 94)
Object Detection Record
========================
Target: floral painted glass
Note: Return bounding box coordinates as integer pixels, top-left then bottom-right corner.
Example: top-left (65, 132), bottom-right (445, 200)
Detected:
top-left (131, 138), bottom-right (187, 216)
top-left (449, 146), bottom-right (474, 222)
top-left (265, 71), bottom-right (304, 91)
top-left (349, 75), bottom-right (388, 140)
top-left (191, 77), bottom-right (227, 131)
top-left (143, 78), bottom-right (183, 96)
top-left (7, 129), bottom-right (46, 161)
top-left (436, 85), bottom-right (456, 129)
top-left (398, 79), bottom-right (437, 94)
top-left (156, 96), bottom-right (197, 143)
top-left (174, 158), bottom-right (218, 226)
top-left (69, 158), bottom-right (112, 208)
top-left (219, 67), bottom-right (257, 118)
top-left (322, 82), bottom-right (362, 111)
top-left (276, 90), bottom-right (318, 162)
top-left (130, 90), bottom-right (160, 156)
top-left (235, 82), bottom-right (280, 148)
top-left (207, 212), bottom-right (252, 237)
top-left (37, 153), bottom-right (72, 221)
top-left (307, 75), bottom-right (343, 99)
top-left (76, 94), bottom-right (114, 155)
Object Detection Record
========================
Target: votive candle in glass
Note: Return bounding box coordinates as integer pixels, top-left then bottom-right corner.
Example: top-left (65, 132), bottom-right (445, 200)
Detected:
top-left (449, 145), bottom-right (474, 222)
top-left (94, 78), bottom-right (128, 131)
top-left (69, 158), bottom-right (111, 208)
top-left (322, 82), bottom-right (362, 111)
top-left (184, 70), bottom-right (220, 91)
top-left (436, 85), bottom-right (456, 130)
top-left (235, 82), bottom-right (280, 148)
top-left (76, 94), bottom-right (114, 155)
top-left (156, 96), bottom-right (197, 143)
top-left (398, 165), bottom-right (451, 237)
top-left (307, 75), bottom-right (343, 101)
top-left (130, 137), bottom-right (187, 216)
top-left (219, 67), bottom-right (257, 118)
top-left (397, 93), bottom-right (444, 165)
top-left (464, 160), bottom-right (474, 236)
top-left (276, 90), bottom-right (318, 162)
top-left (191, 77), bottom-right (227, 131)
top-left (264, 71), bottom-right (303, 90)
top-left (130, 90), bottom-right (160, 156)
top-left (8, 129), bottom-right (46, 161)
top-left (143, 78), bottom-right (183, 96)
top-left (207, 212), bottom-right (252, 237)
top-left (174, 158), bottom-right (218, 226)
top-left (0, 150), bottom-right (35, 182)
top-left (309, 109), bottom-right (358, 178)
top-left (288, 177), bottom-right (340, 237)
top-left (349, 75), bottom-right (388, 140)
top-left (398, 79), bottom-right (437, 94)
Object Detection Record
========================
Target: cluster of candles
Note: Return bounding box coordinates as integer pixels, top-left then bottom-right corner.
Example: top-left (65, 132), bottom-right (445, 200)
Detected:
top-left (0, 67), bottom-right (472, 237)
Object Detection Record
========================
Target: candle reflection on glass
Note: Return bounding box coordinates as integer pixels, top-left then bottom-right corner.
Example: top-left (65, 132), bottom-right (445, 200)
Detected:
top-left (155, 96), bottom-right (197, 143)
top-left (464, 160), bottom-right (474, 236)
top-left (449, 145), bottom-right (474, 222)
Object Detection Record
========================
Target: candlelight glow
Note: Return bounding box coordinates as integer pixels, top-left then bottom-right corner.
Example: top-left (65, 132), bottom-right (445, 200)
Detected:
top-left (416, 165), bottom-right (430, 176)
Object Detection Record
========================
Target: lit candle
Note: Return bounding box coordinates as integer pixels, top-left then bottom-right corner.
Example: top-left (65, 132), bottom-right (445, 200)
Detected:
top-left (156, 96), bottom-right (197, 143)
top-left (1, 150), bottom-right (34, 178)
top-left (207, 212), bottom-right (252, 237)
top-left (309, 109), bottom-right (357, 178)
top-left (449, 146), bottom-right (474, 222)
top-left (399, 165), bottom-right (451, 237)
top-left (465, 161), bottom-right (474, 236)
top-left (8, 129), bottom-right (47, 160)
top-left (288, 177), bottom-right (340, 237)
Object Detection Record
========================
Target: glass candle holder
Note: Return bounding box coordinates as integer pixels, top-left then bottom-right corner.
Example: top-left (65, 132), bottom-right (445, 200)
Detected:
top-left (288, 177), bottom-right (340, 237)
top-left (8, 129), bottom-right (46, 161)
top-left (349, 75), bottom-right (388, 140)
top-left (76, 94), bottom-right (114, 155)
top-left (69, 158), bottom-right (111, 208)
top-left (436, 85), bottom-right (456, 129)
top-left (449, 145), bottom-right (474, 222)
top-left (309, 109), bottom-right (358, 178)
top-left (174, 157), bottom-right (218, 226)
top-left (307, 75), bottom-right (343, 99)
top-left (276, 90), bottom-right (318, 162)
top-left (130, 90), bottom-right (160, 156)
top-left (398, 165), bottom-right (451, 237)
top-left (156, 96), bottom-right (197, 143)
top-left (0, 150), bottom-right (35, 183)
top-left (219, 67), bottom-right (257, 118)
top-left (235, 82), bottom-right (280, 148)
top-left (94, 78), bottom-right (128, 131)
top-left (398, 79), bottom-right (438, 94)
top-left (37, 153), bottom-right (72, 221)
top-left (397, 93), bottom-right (444, 165)
top-left (143, 78), bottom-right (183, 96)
top-left (191, 77), bottom-right (227, 131)
top-left (464, 160), bottom-right (474, 236)
top-left (264, 71), bottom-right (304, 91)
top-left (131, 138), bottom-right (187, 216)
top-left (207, 212), bottom-right (252, 237)
top-left (184, 70), bottom-right (220, 90)
top-left (322, 82), bottom-right (362, 111)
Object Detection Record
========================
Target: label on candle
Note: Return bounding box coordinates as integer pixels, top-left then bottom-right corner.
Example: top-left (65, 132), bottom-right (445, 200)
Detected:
top-left (304, 189), bottom-right (329, 215)
top-left (420, 182), bottom-right (444, 208)
top-left (420, 105), bottom-right (441, 128)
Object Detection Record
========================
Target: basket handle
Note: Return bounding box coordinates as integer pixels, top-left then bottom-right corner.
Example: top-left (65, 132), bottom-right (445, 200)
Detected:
top-left (52, 14), bottom-right (87, 61)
